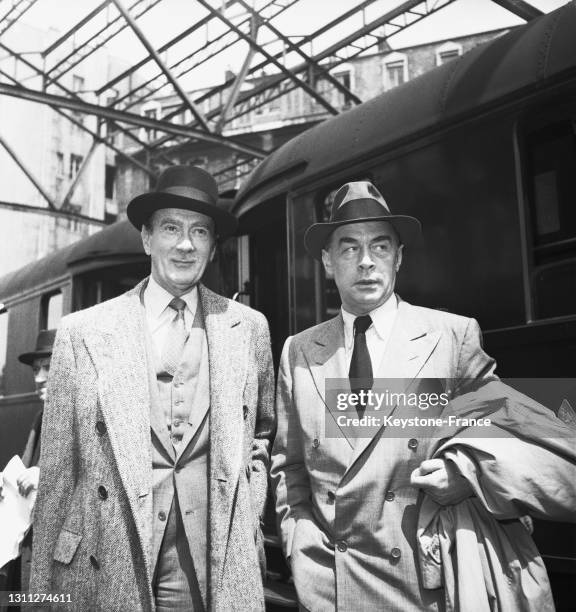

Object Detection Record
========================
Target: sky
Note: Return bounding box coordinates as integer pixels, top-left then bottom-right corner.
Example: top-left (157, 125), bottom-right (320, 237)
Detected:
top-left (15, 0), bottom-right (569, 90)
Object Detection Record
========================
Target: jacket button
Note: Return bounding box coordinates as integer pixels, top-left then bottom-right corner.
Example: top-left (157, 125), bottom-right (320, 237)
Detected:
top-left (312, 438), bottom-right (320, 448)
top-left (385, 491), bottom-right (395, 502)
top-left (327, 491), bottom-right (335, 503)
top-left (391, 547), bottom-right (401, 559)
top-left (158, 511), bottom-right (167, 521)
top-left (89, 555), bottom-right (100, 570)
top-left (95, 421), bottom-right (106, 435)
top-left (336, 541), bottom-right (347, 553)
top-left (408, 438), bottom-right (418, 450)
top-left (243, 405), bottom-right (249, 419)
top-left (97, 485), bottom-right (108, 500)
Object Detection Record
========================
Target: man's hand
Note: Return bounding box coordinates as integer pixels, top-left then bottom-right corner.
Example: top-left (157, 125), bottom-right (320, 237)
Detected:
top-left (410, 458), bottom-right (474, 506)
top-left (17, 466), bottom-right (40, 497)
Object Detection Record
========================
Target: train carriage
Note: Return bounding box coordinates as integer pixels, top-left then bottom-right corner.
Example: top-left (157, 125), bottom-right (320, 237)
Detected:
top-left (1, 3), bottom-right (575, 608)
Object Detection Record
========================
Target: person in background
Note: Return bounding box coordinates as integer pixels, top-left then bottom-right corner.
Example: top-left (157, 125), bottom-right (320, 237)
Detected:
top-left (0, 329), bottom-right (55, 600)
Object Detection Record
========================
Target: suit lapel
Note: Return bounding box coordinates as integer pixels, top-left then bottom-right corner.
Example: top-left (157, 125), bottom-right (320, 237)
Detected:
top-left (200, 285), bottom-right (249, 587)
top-left (82, 280), bottom-right (154, 576)
top-left (302, 315), bottom-right (354, 455)
top-left (345, 300), bottom-right (442, 471)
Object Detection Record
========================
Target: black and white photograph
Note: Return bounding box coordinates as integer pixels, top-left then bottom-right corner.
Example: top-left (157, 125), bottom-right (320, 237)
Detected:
top-left (0, 0), bottom-right (575, 610)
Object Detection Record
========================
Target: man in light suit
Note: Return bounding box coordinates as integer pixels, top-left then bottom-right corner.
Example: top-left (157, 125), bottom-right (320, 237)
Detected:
top-left (270, 180), bottom-right (562, 611)
top-left (31, 166), bottom-right (275, 611)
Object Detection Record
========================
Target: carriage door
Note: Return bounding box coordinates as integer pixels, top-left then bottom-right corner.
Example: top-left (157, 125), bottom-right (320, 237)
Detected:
top-left (237, 195), bottom-right (289, 366)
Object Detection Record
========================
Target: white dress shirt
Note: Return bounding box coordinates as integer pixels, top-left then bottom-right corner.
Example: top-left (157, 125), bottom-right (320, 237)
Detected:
top-left (143, 276), bottom-right (198, 359)
top-left (342, 293), bottom-right (399, 373)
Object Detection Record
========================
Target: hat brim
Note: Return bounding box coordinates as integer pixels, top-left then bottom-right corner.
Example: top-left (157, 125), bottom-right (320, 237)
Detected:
top-left (18, 350), bottom-right (52, 366)
top-left (304, 215), bottom-right (422, 260)
top-left (127, 192), bottom-right (238, 239)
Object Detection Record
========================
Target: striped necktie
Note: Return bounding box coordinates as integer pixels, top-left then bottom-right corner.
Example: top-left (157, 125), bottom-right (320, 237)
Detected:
top-left (161, 297), bottom-right (188, 377)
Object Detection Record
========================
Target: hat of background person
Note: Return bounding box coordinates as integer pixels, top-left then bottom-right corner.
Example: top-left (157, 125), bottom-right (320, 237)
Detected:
top-left (304, 180), bottom-right (422, 260)
top-left (18, 329), bottom-right (56, 366)
top-left (127, 165), bottom-right (238, 238)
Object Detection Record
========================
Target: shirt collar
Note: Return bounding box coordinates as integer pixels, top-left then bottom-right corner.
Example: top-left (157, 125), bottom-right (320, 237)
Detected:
top-left (342, 293), bottom-right (398, 350)
top-left (144, 275), bottom-right (198, 322)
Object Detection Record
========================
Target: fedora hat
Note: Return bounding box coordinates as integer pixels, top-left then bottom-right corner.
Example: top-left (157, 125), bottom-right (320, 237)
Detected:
top-left (18, 329), bottom-right (56, 366)
top-left (127, 165), bottom-right (238, 238)
top-left (304, 180), bottom-right (422, 260)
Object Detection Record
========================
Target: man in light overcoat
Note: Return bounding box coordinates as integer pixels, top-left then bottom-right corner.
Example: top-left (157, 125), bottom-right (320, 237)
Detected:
top-left (31, 166), bottom-right (275, 611)
top-left (270, 180), bottom-right (574, 611)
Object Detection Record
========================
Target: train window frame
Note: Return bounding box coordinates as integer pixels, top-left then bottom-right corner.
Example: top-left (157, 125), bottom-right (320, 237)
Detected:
top-left (515, 101), bottom-right (576, 323)
top-left (40, 290), bottom-right (63, 330)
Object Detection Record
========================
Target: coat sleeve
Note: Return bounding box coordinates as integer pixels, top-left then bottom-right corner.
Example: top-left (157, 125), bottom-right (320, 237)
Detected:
top-left (30, 323), bottom-right (78, 592)
top-left (454, 318), bottom-right (498, 393)
top-left (270, 337), bottom-right (314, 559)
top-left (249, 313), bottom-right (276, 525)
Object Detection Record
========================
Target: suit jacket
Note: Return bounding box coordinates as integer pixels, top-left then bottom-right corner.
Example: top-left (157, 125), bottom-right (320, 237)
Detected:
top-left (270, 298), bottom-right (497, 611)
top-left (30, 280), bottom-right (275, 612)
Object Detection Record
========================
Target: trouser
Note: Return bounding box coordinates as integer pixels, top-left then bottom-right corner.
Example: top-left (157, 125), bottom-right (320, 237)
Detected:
top-left (153, 495), bottom-right (205, 612)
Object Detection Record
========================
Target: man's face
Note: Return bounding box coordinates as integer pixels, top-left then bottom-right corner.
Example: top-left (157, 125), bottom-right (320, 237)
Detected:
top-left (32, 356), bottom-right (51, 403)
top-left (322, 220), bottom-right (403, 316)
top-left (141, 208), bottom-right (216, 296)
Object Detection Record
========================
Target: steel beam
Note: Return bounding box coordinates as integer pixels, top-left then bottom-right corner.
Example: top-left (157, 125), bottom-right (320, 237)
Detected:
top-left (42, 1), bottom-right (111, 56)
top-left (45, 0), bottom-right (162, 81)
top-left (0, 198), bottom-right (107, 226)
top-left (96, 0), bottom-right (239, 96)
top-left (0, 0), bottom-right (39, 36)
top-left (60, 140), bottom-right (100, 209)
top-left (111, 0), bottom-right (297, 112)
top-left (0, 130), bottom-right (55, 208)
top-left (215, 14), bottom-right (260, 133)
top-left (109, 0), bottom-right (210, 132)
top-left (490, 0), bottom-right (543, 21)
top-left (0, 42), bottom-right (161, 174)
top-left (0, 82), bottom-right (267, 158)
top-left (196, 0), bottom-right (339, 115)
top-left (236, 0), bottom-right (362, 106)
top-left (181, 0), bottom-right (380, 115)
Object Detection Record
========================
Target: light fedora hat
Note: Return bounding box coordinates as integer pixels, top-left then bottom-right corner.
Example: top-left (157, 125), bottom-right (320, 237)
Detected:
top-left (304, 180), bottom-right (422, 260)
top-left (127, 165), bottom-right (238, 238)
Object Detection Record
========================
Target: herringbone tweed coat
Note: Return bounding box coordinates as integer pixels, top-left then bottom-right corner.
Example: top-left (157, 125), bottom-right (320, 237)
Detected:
top-left (30, 280), bottom-right (275, 611)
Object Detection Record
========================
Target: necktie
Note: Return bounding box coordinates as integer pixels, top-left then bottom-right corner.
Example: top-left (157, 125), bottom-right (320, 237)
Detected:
top-left (161, 297), bottom-right (188, 377)
top-left (349, 315), bottom-right (373, 410)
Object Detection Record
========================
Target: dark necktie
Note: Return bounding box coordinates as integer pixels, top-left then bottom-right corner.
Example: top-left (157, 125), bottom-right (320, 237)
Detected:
top-left (349, 315), bottom-right (373, 408)
top-left (161, 297), bottom-right (188, 377)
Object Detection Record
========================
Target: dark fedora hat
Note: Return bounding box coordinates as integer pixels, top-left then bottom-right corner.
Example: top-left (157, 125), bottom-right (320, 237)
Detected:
top-left (127, 165), bottom-right (238, 238)
top-left (304, 180), bottom-right (422, 260)
top-left (18, 329), bottom-right (56, 366)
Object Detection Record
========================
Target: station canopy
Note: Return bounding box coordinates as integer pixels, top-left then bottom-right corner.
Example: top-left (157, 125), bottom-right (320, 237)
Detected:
top-left (0, 0), bottom-right (561, 219)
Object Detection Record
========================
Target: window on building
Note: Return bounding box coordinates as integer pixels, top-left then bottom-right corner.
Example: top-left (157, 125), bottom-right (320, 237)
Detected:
top-left (141, 103), bottom-right (161, 141)
top-left (436, 42), bottom-right (463, 66)
top-left (56, 152), bottom-right (65, 177)
top-left (383, 53), bottom-right (408, 90)
top-left (523, 118), bottom-right (576, 320)
top-left (69, 153), bottom-right (83, 179)
top-left (41, 291), bottom-right (63, 330)
top-left (105, 164), bottom-right (116, 199)
top-left (72, 74), bottom-right (85, 92)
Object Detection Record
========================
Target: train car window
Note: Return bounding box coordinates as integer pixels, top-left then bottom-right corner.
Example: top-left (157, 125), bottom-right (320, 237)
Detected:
top-left (290, 193), bottom-right (318, 332)
top-left (525, 119), bottom-right (576, 319)
top-left (41, 291), bottom-right (63, 329)
top-left (0, 309), bottom-right (7, 397)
